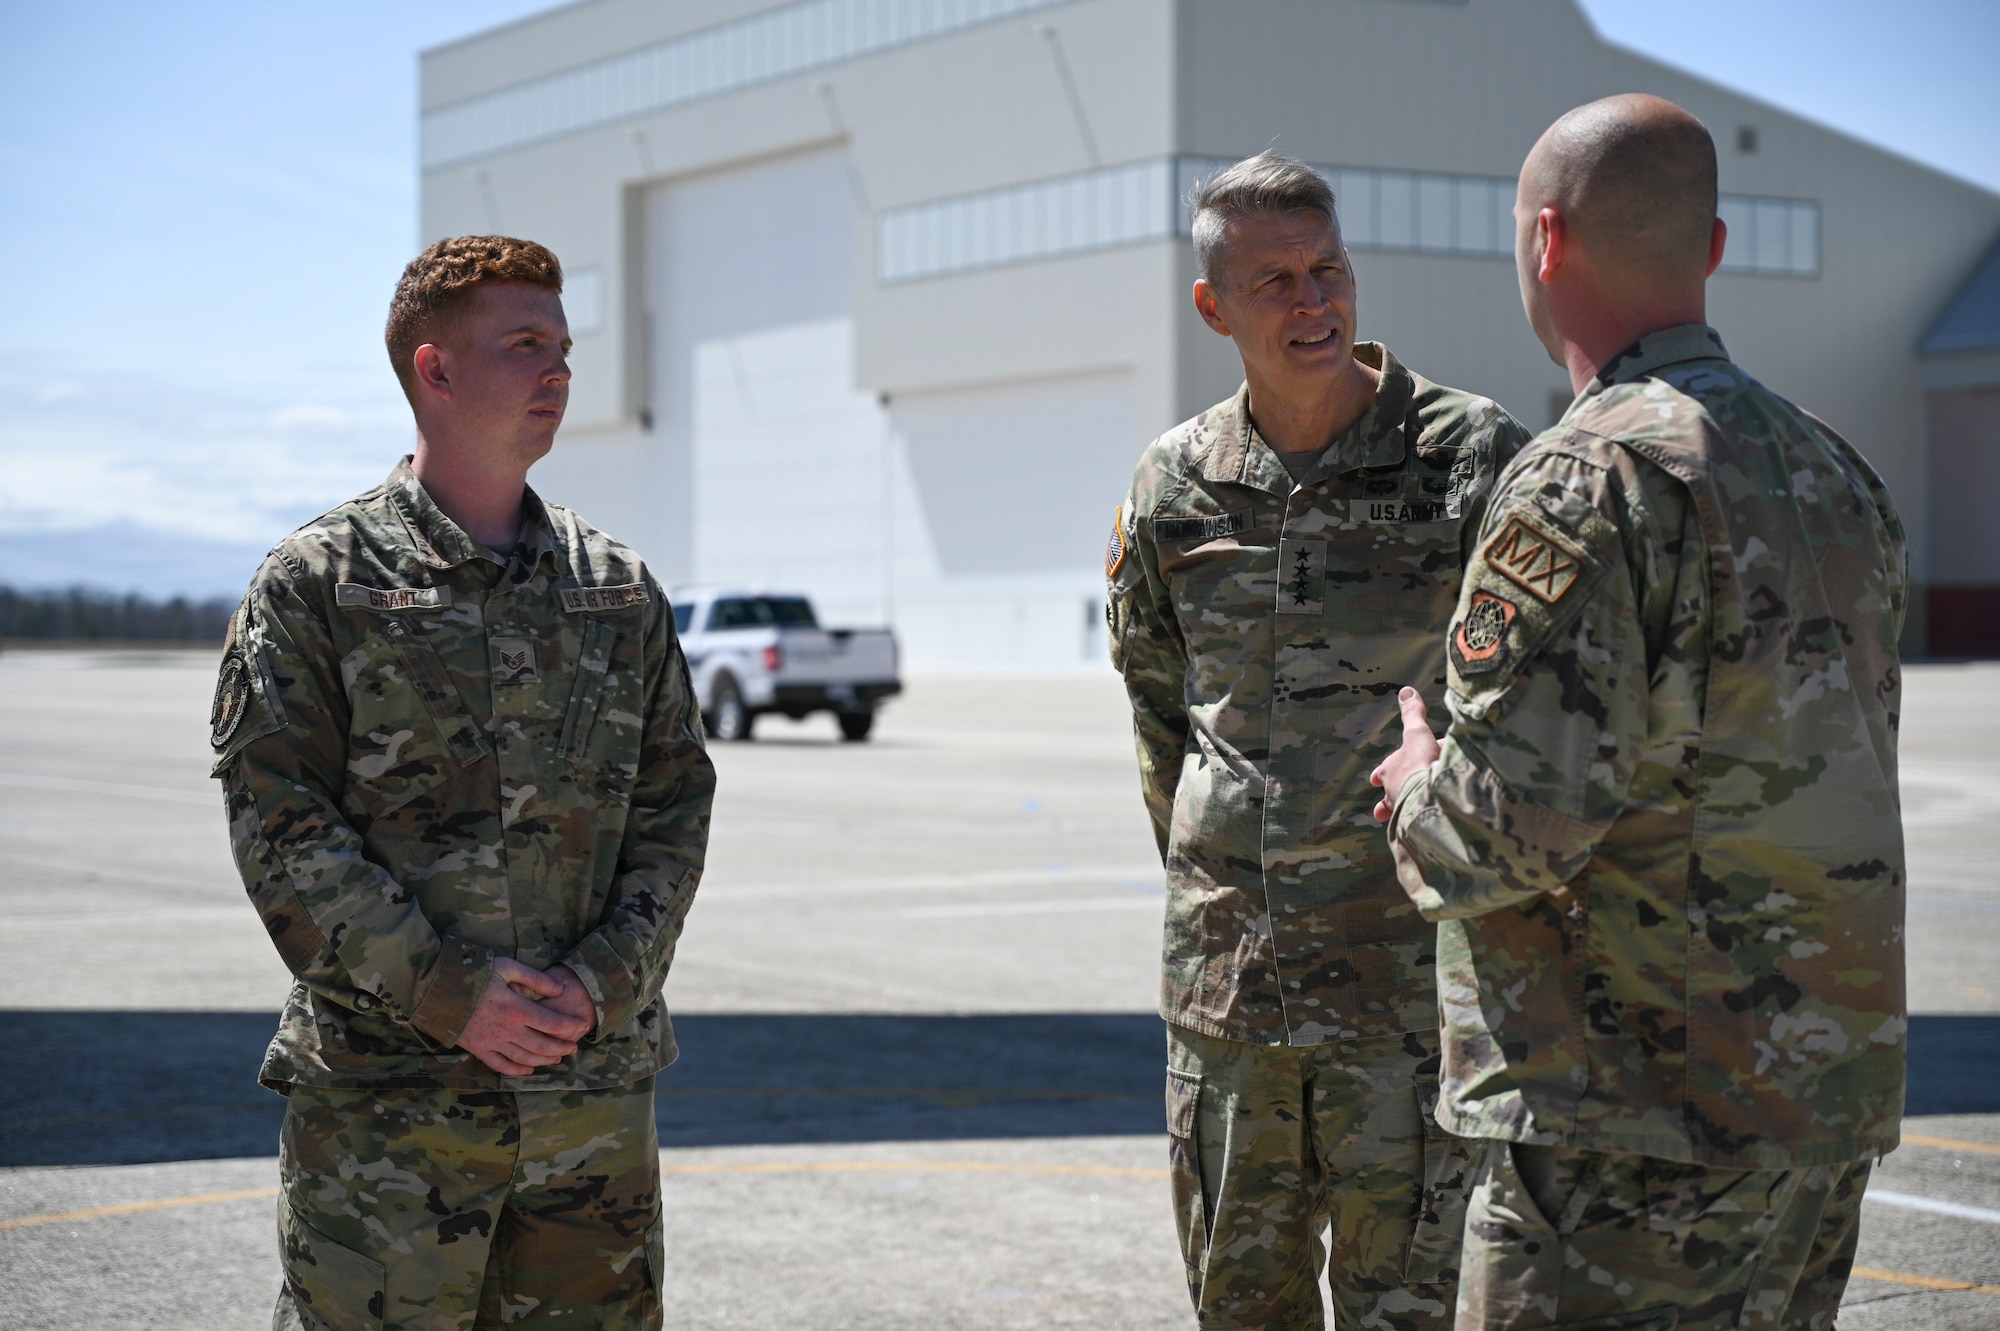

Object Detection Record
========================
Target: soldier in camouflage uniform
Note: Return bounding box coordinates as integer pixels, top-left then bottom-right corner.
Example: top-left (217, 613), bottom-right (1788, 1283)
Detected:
top-left (212, 236), bottom-right (714, 1330)
top-left (1373, 97), bottom-right (1906, 1330)
top-left (1109, 153), bottom-right (1530, 1328)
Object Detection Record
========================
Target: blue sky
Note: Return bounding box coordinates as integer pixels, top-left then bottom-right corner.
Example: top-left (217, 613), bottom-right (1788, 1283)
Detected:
top-left (2, 0), bottom-right (1996, 599)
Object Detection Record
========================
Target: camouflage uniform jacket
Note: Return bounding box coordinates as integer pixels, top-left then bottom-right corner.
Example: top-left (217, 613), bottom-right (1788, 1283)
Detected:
top-left (1388, 325), bottom-right (1908, 1168)
top-left (212, 458), bottom-right (715, 1093)
top-left (1109, 344), bottom-right (1529, 1047)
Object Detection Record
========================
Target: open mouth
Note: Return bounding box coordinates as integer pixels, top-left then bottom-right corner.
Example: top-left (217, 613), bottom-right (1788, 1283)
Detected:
top-left (1292, 330), bottom-right (1334, 347)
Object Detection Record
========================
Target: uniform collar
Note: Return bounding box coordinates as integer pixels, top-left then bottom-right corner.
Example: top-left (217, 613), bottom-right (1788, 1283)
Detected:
top-left (1201, 342), bottom-right (1414, 491)
top-left (1586, 324), bottom-right (1731, 394)
top-left (384, 455), bottom-right (557, 573)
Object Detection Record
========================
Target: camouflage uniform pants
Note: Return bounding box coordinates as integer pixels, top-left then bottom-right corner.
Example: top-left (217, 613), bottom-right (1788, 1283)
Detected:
top-left (1455, 1141), bottom-right (1872, 1330)
top-left (1166, 1025), bottom-right (1473, 1329)
top-left (273, 1078), bottom-right (662, 1331)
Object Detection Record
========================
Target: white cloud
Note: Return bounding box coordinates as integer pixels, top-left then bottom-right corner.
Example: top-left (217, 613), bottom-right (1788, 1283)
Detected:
top-left (0, 358), bottom-right (407, 561)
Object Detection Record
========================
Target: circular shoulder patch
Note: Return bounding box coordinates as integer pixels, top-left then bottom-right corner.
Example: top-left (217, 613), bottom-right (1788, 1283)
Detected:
top-left (210, 651), bottom-right (251, 750)
top-left (1461, 595), bottom-right (1509, 652)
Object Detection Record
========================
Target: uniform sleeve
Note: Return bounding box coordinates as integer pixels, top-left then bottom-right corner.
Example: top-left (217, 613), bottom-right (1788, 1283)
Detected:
top-left (1457, 404), bottom-right (1533, 563)
top-left (1386, 451), bottom-right (1703, 920)
top-left (1107, 493), bottom-right (1190, 861)
top-left (215, 559), bottom-right (495, 1046)
top-left (558, 592), bottom-right (716, 1033)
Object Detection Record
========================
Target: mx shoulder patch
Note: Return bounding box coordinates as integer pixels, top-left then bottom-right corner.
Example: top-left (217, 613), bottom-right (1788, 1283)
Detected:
top-left (1105, 506), bottom-right (1127, 581)
top-left (1480, 511), bottom-right (1589, 603)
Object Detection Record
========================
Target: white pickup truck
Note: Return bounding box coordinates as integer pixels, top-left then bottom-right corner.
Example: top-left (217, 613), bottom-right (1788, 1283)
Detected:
top-left (670, 588), bottom-right (901, 742)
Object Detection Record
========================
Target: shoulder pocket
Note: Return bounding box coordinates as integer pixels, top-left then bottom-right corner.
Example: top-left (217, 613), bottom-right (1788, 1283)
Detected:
top-left (210, 607), bottom-right (286, 776)
top-left (1447, 504), bottom-right (1614, 708)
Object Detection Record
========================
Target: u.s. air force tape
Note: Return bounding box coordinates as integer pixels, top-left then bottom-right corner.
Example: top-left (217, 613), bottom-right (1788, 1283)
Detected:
top-left (558, 583), bottom-right (649, 613)
top-left (1150, 510), bottom-right (1251, 542)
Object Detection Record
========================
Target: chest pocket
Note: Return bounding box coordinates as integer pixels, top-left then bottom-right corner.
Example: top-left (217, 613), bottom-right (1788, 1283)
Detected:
top-left (559, 617), bottom-right (618, 761)
top-left (559, 616), bottom-right (645, 777)
top-left (342, 619), bottom-right (489, 820)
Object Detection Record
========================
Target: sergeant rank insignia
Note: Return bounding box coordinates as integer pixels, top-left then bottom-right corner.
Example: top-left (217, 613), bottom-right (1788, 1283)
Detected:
top-left (1105, 507), bottom-right (1127, 581)
top-left (495, 641), bottom-right (539, 686)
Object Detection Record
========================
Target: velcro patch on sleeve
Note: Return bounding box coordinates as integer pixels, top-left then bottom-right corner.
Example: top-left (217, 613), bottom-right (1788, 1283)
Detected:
top-left (1449, 590), bottom-right (1518, 675)
top-left (210, 651), bottom-right (253, 748)
top-left (558, 582), bottom-right (650, 613)
top-left (1105, 506), bottom-right (1128, 581)
top-left (1479, 512), bottom-right (1589, 603)
top-left (209, 605), bottom-right (287, 773)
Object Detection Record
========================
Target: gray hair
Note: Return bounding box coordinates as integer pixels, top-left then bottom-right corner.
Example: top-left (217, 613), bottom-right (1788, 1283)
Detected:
top-left (1189, 152), bottom-right (1338, 284)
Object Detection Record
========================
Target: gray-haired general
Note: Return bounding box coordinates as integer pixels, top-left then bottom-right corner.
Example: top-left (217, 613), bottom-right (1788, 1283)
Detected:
top-left (1106, 152), bottom-right (1531, 1328)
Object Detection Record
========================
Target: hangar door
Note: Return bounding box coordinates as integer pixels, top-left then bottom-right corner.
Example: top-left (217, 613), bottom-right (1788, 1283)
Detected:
top-left (646, 146), bottom-right (1141, 665)
top-left (646, 148), bottom-right (893, 627)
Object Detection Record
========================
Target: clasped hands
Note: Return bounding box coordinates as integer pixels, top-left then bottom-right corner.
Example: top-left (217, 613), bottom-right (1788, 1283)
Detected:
top-left (457, 957), bottom-right (597, 1076)
top-left (1369, 686), bottom-right (1441, 824)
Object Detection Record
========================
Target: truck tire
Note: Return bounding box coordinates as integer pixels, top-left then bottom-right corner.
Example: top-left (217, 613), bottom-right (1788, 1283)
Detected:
top-left (710, 676), bottom-right (753, 742)
top-left (836, 708), bottom-right (874, 742)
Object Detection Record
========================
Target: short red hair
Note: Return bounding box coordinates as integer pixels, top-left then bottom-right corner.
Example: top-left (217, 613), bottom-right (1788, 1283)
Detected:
top-left (384, 235), bottom-right (563, 403)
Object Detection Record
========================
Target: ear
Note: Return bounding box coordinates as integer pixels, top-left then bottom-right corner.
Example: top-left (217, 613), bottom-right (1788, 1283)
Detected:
top-left (413, 343), bottom-right (452, 403)
top-left (1705, 215), bottom-right (1727, 278)
top-left (1535, 206), bottom-right (1565, 285)
top-left (1192, 278), bottom-right (1232, 338)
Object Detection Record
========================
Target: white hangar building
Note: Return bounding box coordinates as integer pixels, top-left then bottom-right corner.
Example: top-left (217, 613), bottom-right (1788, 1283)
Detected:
top-left (420, 0), bottom-right (2000, 665)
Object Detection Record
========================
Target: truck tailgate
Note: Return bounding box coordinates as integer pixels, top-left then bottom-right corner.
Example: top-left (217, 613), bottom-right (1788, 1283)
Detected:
top-left (777, 628), bottom-right (896, 684)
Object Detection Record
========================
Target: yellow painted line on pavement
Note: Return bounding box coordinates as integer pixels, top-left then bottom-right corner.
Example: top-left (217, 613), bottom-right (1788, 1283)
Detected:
top-left (0, 1187), bottom-right (278, 1232)
top-left (1904, 1133), bottom-right (2000, 1158)
top-left (1851, 1266), bottom-right (2000, 1296)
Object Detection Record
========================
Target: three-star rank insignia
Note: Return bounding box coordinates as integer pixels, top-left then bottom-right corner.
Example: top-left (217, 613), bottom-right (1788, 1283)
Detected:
top-left (209, 650), bottom-right (251, 750)
top-left (1480, 512), bottom-right (1586, 603)
top-left (1450, 590), bottom-right (1518, 675)
top-left (1105, 507), bottom-right (1127, 581)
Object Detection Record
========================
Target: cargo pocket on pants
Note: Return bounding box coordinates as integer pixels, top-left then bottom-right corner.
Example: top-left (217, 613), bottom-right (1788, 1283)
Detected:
top-left (1165, 1067), bottom-right (1208, 1302)
top-left (277, 1196), bottom-right (385, 1331)
top-left (1404, 1073), bottom-right (1478, 1285)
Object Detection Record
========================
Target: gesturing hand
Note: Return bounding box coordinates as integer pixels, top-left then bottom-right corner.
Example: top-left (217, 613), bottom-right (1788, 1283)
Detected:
top-left (1369, 687), bottom-right (1442, 824)
top-left (458, 956), bottom-right (594, 1076)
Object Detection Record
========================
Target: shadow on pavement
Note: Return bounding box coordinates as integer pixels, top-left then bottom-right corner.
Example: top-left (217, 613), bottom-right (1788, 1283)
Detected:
top-left (1905, 1014), bottom-right (2000, 1115)
top-left (0, 1011), bottom-right (1166, 1167)
top-left (8, 1010), bottom-right (1989, 1167)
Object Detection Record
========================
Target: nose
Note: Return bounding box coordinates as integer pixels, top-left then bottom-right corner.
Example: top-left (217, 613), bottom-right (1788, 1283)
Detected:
top-left (545, 352), bottom-right (572, 385)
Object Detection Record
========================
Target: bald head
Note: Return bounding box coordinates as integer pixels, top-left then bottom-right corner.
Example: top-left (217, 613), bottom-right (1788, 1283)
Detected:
top-left (1522, 94), bottom-right (1717, 294)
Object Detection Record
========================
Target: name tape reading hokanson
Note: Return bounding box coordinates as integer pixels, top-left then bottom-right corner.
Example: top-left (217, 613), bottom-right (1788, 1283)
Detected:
top-left (558, 583), bottom-right (650, 613)
top-left (1151, 511), bottom-right (1252, 542)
